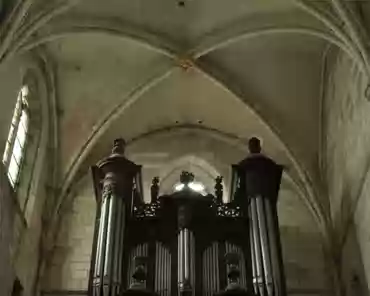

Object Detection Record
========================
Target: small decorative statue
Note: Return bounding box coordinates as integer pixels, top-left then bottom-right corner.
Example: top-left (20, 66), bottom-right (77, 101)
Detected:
top-left (215, 176), bottom-right (223, 202)
top-left (215, 253), bottom-right (251, 296)
top-left (151, 177), bottom-right (160, 202)
top-left (121, 257), bottom-right (158, 295)
top-left (112, 138), bottom-right (126, 155)
top-left (179, 171), bottom-right (194, 186)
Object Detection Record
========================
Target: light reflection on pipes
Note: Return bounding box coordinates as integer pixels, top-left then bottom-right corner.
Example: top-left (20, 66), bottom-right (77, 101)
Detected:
top-left (249, 206), bottom-right (258, 295)
top-left (256, 196), bottom-right (273, 296)
top-left (265, 199), bottom-right (281, 296)
top-left (251, 197), bottom-right (265, 296)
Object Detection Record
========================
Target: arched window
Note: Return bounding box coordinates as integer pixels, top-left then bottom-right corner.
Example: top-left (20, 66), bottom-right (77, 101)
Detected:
top-left (2, 86), bottom-right (29, 188)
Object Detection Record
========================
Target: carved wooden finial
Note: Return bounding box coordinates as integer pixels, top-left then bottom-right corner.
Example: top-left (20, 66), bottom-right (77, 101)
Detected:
top-left (215, 176), bottom-right (223, 202)
top-left (151, 177), bottom-right (160, 202)
top-left (112, 138), bottom-right (126, 155)
top-left (180, 171), bottom-right (194, 185)
top-left (248, 137), bottom-right (261, 154)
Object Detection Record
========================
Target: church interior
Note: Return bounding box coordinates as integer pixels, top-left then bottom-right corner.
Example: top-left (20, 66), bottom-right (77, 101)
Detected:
top-left (1, 0), bottom-right (370, 295)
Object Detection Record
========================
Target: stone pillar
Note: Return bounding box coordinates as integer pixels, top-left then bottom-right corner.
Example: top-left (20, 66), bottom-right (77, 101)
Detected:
top-left (90, 139), bottom-right (140, 296)
top-left (234, 137), bottom-right (286, 296)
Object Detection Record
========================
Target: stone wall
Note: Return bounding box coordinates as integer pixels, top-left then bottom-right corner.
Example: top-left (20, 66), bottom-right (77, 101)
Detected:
top-left (0, 55), bottom-right (50, 296)
top-left (325, 50), bottom-right (370, 224)
top-left (42, 176), bottom-right (96, 292)
top-left (0, 163), bottom-right (35, 296)
top-left (278, 187), bottom-right (330, 295)
top-left (0, 53), bottom-right (53, 296)
top-left (353, 170), bottom-right (370, 294)
top-left (0, 164), bottom-right (17, 296)
top-left (14, 166), bottom-right (49, 296)
top-left (325, 49), bottom-right (370, 294)
top-left (341, 224), bottom-right (368, 296)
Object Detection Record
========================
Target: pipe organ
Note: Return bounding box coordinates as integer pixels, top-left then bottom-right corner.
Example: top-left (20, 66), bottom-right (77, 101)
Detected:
top-left (89, 138), bottom-right (286, 296)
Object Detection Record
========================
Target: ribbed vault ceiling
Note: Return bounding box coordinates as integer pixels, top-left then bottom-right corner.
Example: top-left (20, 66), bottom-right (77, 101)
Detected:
top-left (27, 0), bottom-right (336, 228)
top-left (13, 0), bottom-right (367, 233)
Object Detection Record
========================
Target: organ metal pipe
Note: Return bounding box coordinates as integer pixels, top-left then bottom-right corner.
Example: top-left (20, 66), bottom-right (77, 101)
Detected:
top-left (95, 196), bottom-right (107, 277)
top-left (126, 249), bottom-right (132, 287)
top-left (100, 188), bottom-right (128, 295)
top-left (249, 206), bottom-right (258, 295)
top-left (211, 247), bottom-right (214, 295)
top-left (109, 196), bottom-right (120, 294)
top-left (215, 243), bottom-right (220, 292)
top-left (251, 197), bottom-right (265, 296)
top-left (265, 199), bottom-right (281, 296)
top-left (203, 250), bottom-right (207, 296)
top-left (160, 243), bottom-right (164, 295)
top-left (97, 188), bottom-right (111, 296)
top-left (256, 196), bottom-right (274, 296)
top-left (212, 246), bottom-right (215, 295)
top-left (181, 231), bottom-right (184, 284)
top-left (239, 248), bottom-right (246, 288)
top-left (112, 197), bottom-right (122, 283)
top-left (155, 243), bottom-right (159, 294)
top-left (117, 201), bottom-right (126, 285)
top-left (164, 246), bottom-right (167, 296)
top-left (178, 231), bottom-right (184, 286)
top-left (208, 247), bottom-right (212, 296)
top-left (178, 228), bottom-right (193, 295)
top-left (104, 195), bottom-right (115, 275)
top-left (207, 246), bottom-right (210, 295)
top-left (233, 137), bottom-right (286, 296)
top-left (90, 139), bottom-right (139, 296)
top-left (208, 247), bottom-right (211, 296)
top-left (164, 247), bottom-right (167, 296)
top-left (160, 246), bottom-right (162, 295)
top-left (167, 245), bottom-right (171, 296)
top-left (100, 194), bottom-right (111, 276)
top-left (190, 232), bottom-right (195, 295)
top-left (203, 244), bottom-right (220, 296)
top-left (112, 197), bottom-right (120, 283)
top-left (184, 229), bottom-right (190, 281)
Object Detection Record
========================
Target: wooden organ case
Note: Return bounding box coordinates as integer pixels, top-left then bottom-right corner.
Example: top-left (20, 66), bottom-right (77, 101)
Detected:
top-left (89, 138), bottom-right (286, 296)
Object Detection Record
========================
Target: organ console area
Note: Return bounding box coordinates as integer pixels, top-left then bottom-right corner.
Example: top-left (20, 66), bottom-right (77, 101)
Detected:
top-left (89, 138), bottom-right (286, 296)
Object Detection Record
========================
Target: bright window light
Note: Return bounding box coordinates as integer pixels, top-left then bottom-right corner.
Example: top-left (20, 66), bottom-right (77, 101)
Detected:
top-left (174, 181), bottom-right (206, 194)
top-left (175, 183), bottom-right (185, 191)
top-left (2, 86), bottom-right (29, 187)
top-left (188, 182), bottom-right (205, 192)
